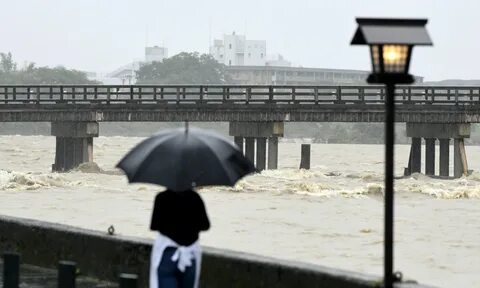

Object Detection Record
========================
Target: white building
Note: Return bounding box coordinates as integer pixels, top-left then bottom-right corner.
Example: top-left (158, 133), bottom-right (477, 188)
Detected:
top-left (210, 32), bottom-right (266, 66)
top-left (108, 61), bottom-right (142, 85)
top-left (108, 46), bottom-right (168, 84)
top-left (145, 46), bottom-right (168, 63)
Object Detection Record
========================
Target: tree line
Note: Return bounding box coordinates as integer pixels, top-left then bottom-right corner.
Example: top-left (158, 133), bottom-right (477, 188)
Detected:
top-left (0, 52), bottom-right (97, 84)
top-left (0, 51), bottom-right (227, 85)
top-left (136, 52), bottom-right (229, 84)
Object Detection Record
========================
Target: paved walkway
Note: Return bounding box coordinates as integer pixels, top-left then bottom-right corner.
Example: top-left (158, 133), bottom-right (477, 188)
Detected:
top-left (0, 261), bottom-right (114, 287)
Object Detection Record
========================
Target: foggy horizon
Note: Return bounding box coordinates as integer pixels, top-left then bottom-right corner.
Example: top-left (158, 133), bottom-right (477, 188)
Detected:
top-left (1, 0), bottom-right (479, 81)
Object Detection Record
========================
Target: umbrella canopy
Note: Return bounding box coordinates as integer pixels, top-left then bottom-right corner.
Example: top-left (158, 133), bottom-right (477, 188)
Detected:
top-left (117, 127), bottom-right (256, 191)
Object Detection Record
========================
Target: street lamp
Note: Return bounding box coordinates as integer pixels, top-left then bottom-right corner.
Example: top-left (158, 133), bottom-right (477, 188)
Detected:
top-left (351, 18), bottom-right (432, 288)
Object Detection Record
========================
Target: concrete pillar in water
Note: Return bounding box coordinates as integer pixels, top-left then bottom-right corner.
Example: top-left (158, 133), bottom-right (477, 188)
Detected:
top-left (234, 136), bottom-right (244, 153)
top-left (410, 137), bottom-right (422, 174)
top-left (453, 138), bottom-right (468, 178)
top-left (454, 139), bottom-right (462, 178)
top-left (439, 138), bottom-right (450, 177)
top-left (51, 122), bottom-right (99, 172)
top-left (460, 139), bottom-right (469, 176)
top-left (256, 137), bottom-right (267, 171)
top-left (407, 123), bottom-right (471, 178)
top-left (87, 137), bottom-right (93, 162)
top-left (267, 137), bottom-right (278, 170)
top-left (245, 137), bottom-right (255, 166)
top-left (425, 138), bottom-right (436, 176)
top-left (229, 122), bottom-right (284, 170)
top-left (299, 144), bottom-right (311, 170)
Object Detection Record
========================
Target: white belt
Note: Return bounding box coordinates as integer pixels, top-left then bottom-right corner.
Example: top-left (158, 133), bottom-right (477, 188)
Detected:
top-left (150, 233), bottom-right (201, 288)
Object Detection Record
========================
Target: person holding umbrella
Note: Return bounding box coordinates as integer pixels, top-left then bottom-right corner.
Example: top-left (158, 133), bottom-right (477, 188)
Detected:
top-left (146, 186), bottom-right (210, 288)
top-left (117, 124), bottom-right (255, 288)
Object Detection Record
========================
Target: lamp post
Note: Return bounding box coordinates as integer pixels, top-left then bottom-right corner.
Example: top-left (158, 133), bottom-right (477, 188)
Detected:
top-left (351, 18), bottom-right (432, 288)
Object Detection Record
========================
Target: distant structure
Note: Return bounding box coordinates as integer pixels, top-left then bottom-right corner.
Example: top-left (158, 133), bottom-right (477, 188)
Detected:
top-left (103, 38), bottom-right (423, 85)
top-left (226, 66), bottom-right (423, 85)
top-left (265, 54), bottom-right (291, 67)
top-left (210, 32), bottom-right (267, 66)
top-left (209, 33), bottom-right (391, 85)
top-left (108, 46), bottom-right (169, 84)
top-left (107, 62), bottom-right (141, 85)
top-left (145, 46), bottom-right (168, 63)
top-left (226, 66), bottom-right (371, 85)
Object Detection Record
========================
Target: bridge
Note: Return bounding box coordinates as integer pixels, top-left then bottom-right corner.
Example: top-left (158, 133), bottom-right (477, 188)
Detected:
top-left (0, 85), bottom-right (480, 122)
top-left (0, 84), bottom-right (478, 177)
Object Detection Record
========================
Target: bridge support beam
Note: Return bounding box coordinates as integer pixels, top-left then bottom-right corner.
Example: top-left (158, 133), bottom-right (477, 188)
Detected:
top-left (406, 123), bottom-right (470, 178)
top-left (439, 139), bottom-right (450, 177)
top-left (299, 144), bottom-right (311, 170)
top-left (408, 138), bottom-right (422, 174)
top-left (234, 136), bottom-right (244, 154)
top-left (267, 137), bottom-right (278, 170)
top-left (51, 122), bottom-right (99, 172)
top-left (256, 138), bottom-right (267, 171)
top-left (244, 137), bottom-right (255, 165)
top-left (229, 122), bottom-right (284, 171)
top-left (454, 139), bottom-right (469, 178)
top-left (425, 138), bottom-right (436, 176)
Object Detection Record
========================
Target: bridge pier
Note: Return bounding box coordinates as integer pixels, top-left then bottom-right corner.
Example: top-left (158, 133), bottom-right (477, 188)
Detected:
top-left (256, 138), bottom-right (267, 171)
top-left (408, 137), bottom-right (422, 174)
top-left (229, 122), bottom-right (284, 171)
top-left (267, 137), bottom-right (279, 170)
top-left (234, 136), bottom-right (244, 153)
top-left (51, 122), bottom-right (99, 172)
top-left (245, 137), bottom-right (255, 165)
top-left (425, 138), bottom-right (436, 176)
top-left (454, 138), bottom-right (469, 178)
top-left (439, 139), bottom-right (450, 177)
top-left (405, 123), bottom-right (470, 178)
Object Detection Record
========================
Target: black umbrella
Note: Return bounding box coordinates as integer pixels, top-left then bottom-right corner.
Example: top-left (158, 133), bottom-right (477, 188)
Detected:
top-left (116, 126), bottom-right (255, 191)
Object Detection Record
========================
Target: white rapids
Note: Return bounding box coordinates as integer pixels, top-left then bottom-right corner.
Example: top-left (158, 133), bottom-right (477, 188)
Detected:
top-left (0, 135), bottom-right (478, 288)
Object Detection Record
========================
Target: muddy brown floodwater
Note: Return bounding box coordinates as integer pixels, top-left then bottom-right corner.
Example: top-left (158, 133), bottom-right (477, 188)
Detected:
top-left (0, 136), bottom-right (478, 287)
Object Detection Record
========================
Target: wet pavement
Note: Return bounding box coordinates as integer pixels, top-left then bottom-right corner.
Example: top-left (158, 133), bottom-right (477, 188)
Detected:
top-left (0, 260), bottom-right (114, 288)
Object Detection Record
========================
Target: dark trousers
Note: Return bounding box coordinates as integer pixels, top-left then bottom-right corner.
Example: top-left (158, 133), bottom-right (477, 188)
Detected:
top-left (157, 247), bottom-right (196, 288)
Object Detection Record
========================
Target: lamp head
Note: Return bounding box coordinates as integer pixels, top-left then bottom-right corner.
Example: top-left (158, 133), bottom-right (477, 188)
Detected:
top-left (351, 18), bottom-right (432, 84)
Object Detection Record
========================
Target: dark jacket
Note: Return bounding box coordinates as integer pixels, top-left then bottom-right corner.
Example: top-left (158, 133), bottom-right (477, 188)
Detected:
top-left (150, 189), bottom-right (210, 246)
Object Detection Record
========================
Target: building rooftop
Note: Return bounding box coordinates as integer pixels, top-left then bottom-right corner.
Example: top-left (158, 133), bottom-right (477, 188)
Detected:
top-left (226, 65), bottom-right (370, 74)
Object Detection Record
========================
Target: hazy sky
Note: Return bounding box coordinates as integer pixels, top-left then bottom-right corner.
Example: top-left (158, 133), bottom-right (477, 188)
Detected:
top-left (1, 0), bottom-right (478, 81)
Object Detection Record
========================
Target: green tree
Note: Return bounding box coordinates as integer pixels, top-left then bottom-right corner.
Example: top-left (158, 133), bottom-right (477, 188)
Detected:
top-left (136, 52), bottom-right (229, 84)
top-left (0, 52), bottom-right (98, 84)
top-left (0, 52), bottom-right (17, 72)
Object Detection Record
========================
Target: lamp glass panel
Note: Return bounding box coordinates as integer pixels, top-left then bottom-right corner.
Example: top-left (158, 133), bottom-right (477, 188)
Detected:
top-left (370, 45), bottom-right (381, 73)
top-left (382, 45), bottom-right (409, 73)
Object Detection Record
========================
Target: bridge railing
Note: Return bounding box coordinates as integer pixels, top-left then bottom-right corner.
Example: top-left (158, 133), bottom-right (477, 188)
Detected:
top-left (0, 85), bottom-right (479, 105)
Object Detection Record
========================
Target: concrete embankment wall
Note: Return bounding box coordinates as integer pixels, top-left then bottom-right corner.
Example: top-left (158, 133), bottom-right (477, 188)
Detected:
top-left (0, 215), bottom-right (435, 288)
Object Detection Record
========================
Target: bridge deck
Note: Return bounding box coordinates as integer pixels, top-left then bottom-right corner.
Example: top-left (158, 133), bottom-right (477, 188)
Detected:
top-left (0, 85), bottom-right (479, 123)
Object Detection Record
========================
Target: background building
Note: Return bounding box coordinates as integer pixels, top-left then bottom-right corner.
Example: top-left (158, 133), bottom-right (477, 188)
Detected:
top-left (226, 65), bottom-right (370, 85)
top-left (105, 40), bottom-right (423, 85)
top-left (210, 32), bottom-right (266, 66)
top-left (108, 61), bottom-right (141, 84)
top-left (108, 46), bottom-right (168, 84)
top-left (145, 46), bottom-right (168, 63)
top-left (266, 54), bottom-right (291, 67)
top-left (226, 65), bottom-right (424, 85)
